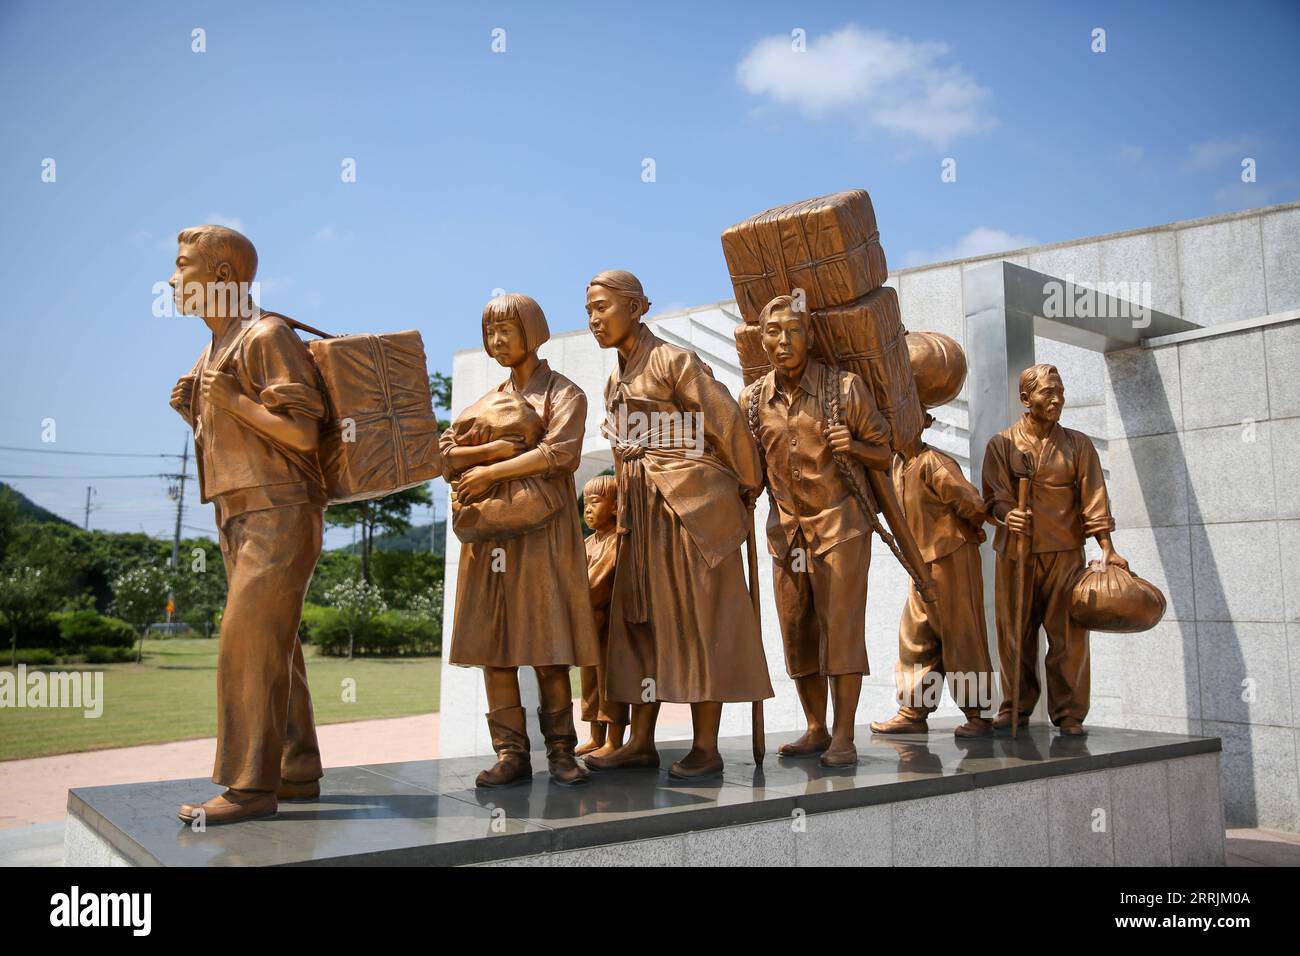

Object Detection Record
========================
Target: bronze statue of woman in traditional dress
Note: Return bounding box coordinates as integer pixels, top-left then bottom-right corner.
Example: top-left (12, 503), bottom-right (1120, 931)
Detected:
top-left (585, 270), bottom-right (773, 779)
top-left (441, 294), bottom-right (600, 787)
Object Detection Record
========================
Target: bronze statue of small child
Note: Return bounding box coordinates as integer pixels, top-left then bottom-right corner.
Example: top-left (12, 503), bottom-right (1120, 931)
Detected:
top-left (576, 475), bottom-right (629, 759)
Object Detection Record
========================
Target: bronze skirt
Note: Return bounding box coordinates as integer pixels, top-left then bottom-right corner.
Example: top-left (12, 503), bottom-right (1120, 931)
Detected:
top-left (449, 492), bottom-right (600, 668)
top-left (605, 480), bottom-right (774, 704)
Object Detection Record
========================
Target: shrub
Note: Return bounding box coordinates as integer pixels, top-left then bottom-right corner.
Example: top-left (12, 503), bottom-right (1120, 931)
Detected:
top-left (55, 610), bottom-right (137, 651)
top-left (10, 613), bottom-right (61, 651)
top-left (298, 602), bottom-right (336, 644)
top-left (181, 607), bottom-right (217, 636)
top-left (14, 647), bottom-right (57, 666)
top-left (380, 610), bottom-right (439, 656)
top-left (309, 607), bottom-right (438, 657)
top-left (85, 645), bottom-right (134, 664)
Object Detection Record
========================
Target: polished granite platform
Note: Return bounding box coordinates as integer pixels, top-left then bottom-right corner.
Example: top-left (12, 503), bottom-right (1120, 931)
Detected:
top-left (65, 721), bottom-right (1223, 866)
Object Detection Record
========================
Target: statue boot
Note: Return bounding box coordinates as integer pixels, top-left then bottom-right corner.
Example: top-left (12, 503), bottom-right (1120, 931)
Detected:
top-left (476, 706), bottom-right (533, 788)
top-left (539, 705), bottom-right (589, 786)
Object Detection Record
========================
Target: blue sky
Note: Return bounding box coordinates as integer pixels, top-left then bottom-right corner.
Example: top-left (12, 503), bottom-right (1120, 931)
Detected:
top-left (1, 0), bottom-right (1296, 542)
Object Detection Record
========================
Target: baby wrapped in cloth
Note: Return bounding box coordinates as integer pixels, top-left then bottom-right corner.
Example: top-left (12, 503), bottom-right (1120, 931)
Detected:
top-left (447, 390), bottom-right (566, 542)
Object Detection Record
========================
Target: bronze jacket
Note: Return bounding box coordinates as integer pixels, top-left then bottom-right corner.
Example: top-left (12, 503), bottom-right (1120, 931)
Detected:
top-left (982, 417), bottom-right (1114, 555)
top-left (740, 359), bottom-right (891, 558)
top-left (602, 323), bottom-right (762, 569)
top-left (892, 445), bottom-right (986, 563)
top-left (184, 315), bottom-right (326, 505)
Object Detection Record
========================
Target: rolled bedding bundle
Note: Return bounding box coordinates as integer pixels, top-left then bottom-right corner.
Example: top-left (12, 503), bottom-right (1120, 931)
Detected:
top-left (448, 391), bottom-right (565, 543)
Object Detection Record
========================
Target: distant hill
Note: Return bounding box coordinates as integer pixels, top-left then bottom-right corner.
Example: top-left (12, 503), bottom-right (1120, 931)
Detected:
top-left (0, 482), bottom-right (77, 527)
top-left (334, 520), bottom-right (447, 556)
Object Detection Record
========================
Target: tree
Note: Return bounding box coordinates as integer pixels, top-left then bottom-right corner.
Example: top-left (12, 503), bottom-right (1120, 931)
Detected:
top-left (307, 549), bottom-right (362, 606)
top-left (371, 549), bottom-right (442, 608)
top-left (323, 484), bottom-right (432, 583)
top-left (169, 540), bottom-right (227, 635)
top-left (0, 566), bottom-right (59, 666)
top-left (110, 566), bottom-right (170, 663)
top-left (0, 487), bottom-right (22, 567)
top-left (429, 371), bottom-right (452, 431)
top-left (326, 577), bottom-right (387, 660)
top-left (406, 580), bottom-right (444, 620)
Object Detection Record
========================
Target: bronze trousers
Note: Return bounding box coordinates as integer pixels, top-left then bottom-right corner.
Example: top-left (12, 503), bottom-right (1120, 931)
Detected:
top-left (895, 542), bottom-right (994, 720)
top-left (773, 530), bottom-right (870, 679)
top-left (994, 547), bottom-right (1088, 725)
top-left (215, 504), bottom-right (324, 791)
top-left (579, 664), bottom-right (629, 726)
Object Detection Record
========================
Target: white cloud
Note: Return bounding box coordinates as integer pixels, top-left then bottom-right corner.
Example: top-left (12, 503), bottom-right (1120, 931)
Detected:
top-left (1118, 145), bottom-right (1145, 164)
top-left (736, 24), bottom-right (994, 148)
top-left (902, 226), bottom-right (1038, 267)
top-left (1212, 177), bottom-right (1298, 210)
top-left (205, 213), bottom-right (246, 232)
top-left (313, 225), bottom-right (337, 243)
top-left (1188, 137), bottom-right (1257, 168)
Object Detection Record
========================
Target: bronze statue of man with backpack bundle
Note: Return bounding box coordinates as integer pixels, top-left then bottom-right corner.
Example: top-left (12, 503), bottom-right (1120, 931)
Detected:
top-left (168, 224), bottom-right (441, 825)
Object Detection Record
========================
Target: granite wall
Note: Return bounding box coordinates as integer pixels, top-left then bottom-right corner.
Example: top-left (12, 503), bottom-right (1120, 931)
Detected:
top-left (1100, 315), bottom-right (1300, 831)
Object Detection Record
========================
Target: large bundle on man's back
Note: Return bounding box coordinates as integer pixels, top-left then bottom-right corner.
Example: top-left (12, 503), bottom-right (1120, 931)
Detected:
top-left (733, 323), bottom-right (773, 388)
top-left (722, 189), bottom-right (921, 454)
top-left (722, 190), bottom-right (888, 324)
top-left (810, 287), bottom-right (923, 454)
top-left (285, 320), bottom-right (444, 504)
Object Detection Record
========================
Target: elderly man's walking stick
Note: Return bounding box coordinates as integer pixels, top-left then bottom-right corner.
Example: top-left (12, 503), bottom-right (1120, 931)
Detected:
top-left (745, 510), bottom-right (766, 765)
top-left (1010, 475), bottom-right (1032, 738)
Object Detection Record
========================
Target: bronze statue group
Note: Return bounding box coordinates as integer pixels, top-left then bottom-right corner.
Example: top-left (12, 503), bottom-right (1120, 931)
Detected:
top-left (166, 213), bottom-right (1165, 826)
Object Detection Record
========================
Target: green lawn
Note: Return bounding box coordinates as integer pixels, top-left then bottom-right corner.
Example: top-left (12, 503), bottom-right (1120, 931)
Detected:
top-left (0, 638), bottom-right (440, 761)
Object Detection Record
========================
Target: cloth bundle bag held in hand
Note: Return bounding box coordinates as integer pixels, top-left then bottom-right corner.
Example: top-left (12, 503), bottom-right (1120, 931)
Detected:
top-left (448, 390), bottom-right (566, 543)
top-left (1069, 561), bottom-right (1167, 632)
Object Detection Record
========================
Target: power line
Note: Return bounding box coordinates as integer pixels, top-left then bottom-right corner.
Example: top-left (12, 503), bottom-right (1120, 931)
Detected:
top-left (0, 444), bottom-right (184, 459)
top-left (0, 473), bottom-right (195, 480)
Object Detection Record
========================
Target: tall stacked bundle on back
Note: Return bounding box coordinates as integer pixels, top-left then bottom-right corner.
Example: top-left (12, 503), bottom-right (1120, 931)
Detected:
top-left (811, 287), bottom-right (923, 453)
top-left (722, 189), bottom-right (888, 324)
top-left (723, 189), bottom-right (921, 455)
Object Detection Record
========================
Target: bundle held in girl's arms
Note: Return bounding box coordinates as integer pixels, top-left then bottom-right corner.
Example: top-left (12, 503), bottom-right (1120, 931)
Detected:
top-left (447, 391), bottom-right (564, 542)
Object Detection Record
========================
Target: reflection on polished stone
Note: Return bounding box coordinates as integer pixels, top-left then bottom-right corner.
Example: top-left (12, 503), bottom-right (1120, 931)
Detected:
top-left (66, 721), bottom-right (1217, 866)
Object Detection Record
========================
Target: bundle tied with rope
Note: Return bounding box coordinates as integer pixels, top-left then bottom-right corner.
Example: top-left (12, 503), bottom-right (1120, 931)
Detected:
top-left (745, 369), bottom-right (936, 603)
top-left (222, 310), bottom-right (444, 506)
top-left (725, 189), bottom-right (935, 601)
top-left (722, 188), bottom-right (889, 325)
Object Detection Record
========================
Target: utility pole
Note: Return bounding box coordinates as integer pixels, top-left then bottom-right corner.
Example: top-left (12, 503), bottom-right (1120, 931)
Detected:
top-left (170, 435), bottom-right (189, 570)
top-left (166, 435), bottom-right (190, 626)
top-left (83, 485), bottom-right (96, 530)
